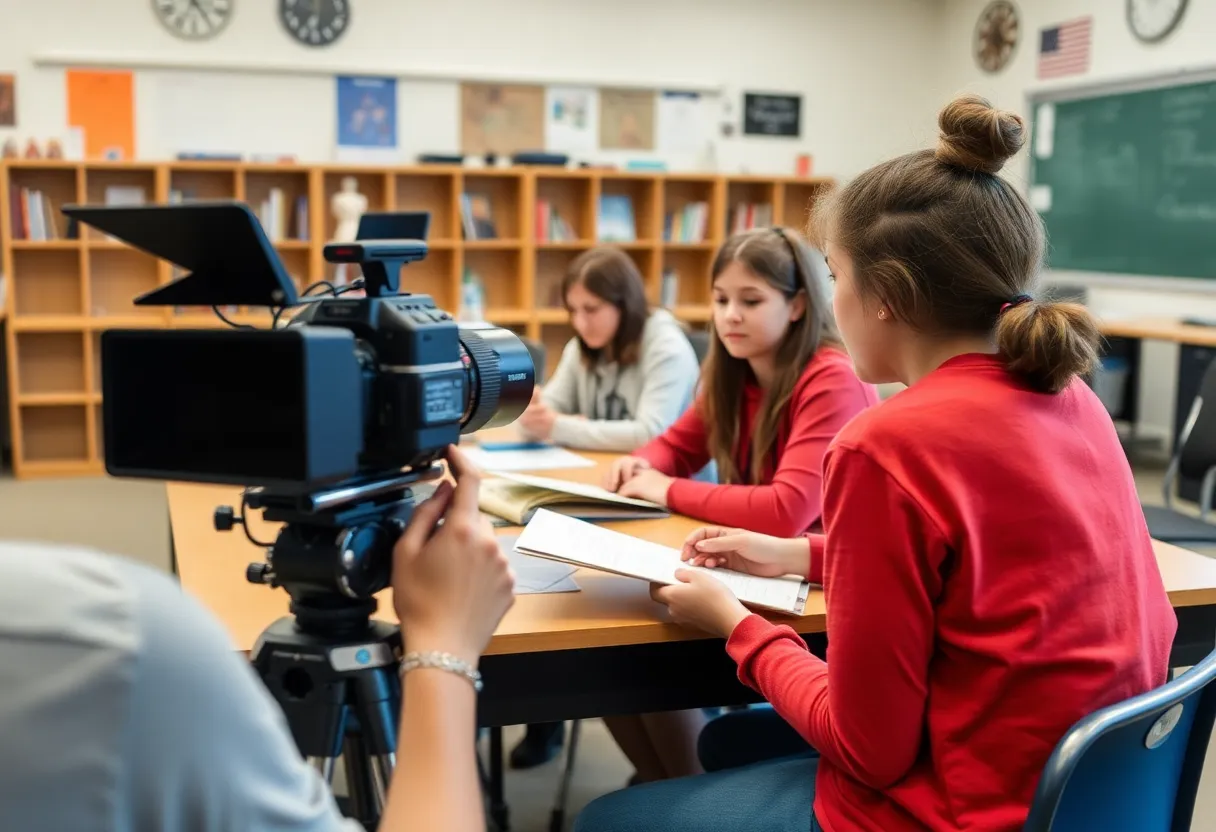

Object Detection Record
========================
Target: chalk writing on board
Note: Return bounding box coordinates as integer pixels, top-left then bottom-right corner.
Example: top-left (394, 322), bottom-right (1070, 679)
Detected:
top-left (743, 93), bottom-right (802, 137)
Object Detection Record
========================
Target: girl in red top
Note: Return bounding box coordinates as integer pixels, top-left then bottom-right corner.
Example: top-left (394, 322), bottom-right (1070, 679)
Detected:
top-left (576, 96), bottom-right (1178, 832)
top-left (600, 227), bottom-right (877, 786)
top-left (606, 227), bottom-right (878, 537)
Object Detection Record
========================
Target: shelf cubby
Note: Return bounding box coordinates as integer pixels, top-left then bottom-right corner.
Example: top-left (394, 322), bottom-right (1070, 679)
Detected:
top-left (11, 249), bottom-right (85, 316)
top-left (83, 166), bottom-right (158, 243)
top-left (535, 173), bottom-right (594, 242)
top-left (465, 248), bottom-right (524, 310)
top-left (782, 180), bottom-right (829, 231)
top-left (461, 172), bottom-right (524, 240)
top-left (394, 171), bottom-right (458, 242)
top-left (15, 331), bottom-right (86, 396)
top-left (5, 166), bottom-right (80, 243)
top-left (276, 246), bottom-right (312, 294)
top-left (598, 175), bottom-right (659, 243)
top-left (169, 166), bottom-right (239, 201)
top-left (662, 248), bottom-right (714, 308)
top-left (88, 248), bottom-right (162, 318)
top-left (535, 248), bottom-right (587, 312)
top-left (244, 168), bottom-right (312, 242)
top-left (19, 404), bottom-right (89, 463)
top-left (661, 177), bottom-right (717, 243)
top-left (724, 178), bottom-right (778, 234)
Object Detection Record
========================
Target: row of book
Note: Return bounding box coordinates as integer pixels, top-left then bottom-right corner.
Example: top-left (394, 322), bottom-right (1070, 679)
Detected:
top-left (8, 188), bottom-right (63, 241)
top-left (663, 201), bottom-right (710, 243)
top-left (535, 199), bottom-right (578, 242)
top-left (729, 202), bottom-right (775, 233)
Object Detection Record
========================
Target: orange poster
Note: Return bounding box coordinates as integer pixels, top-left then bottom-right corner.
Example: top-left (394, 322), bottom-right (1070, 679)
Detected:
top-left (66, 69), bottom-right (135, 160)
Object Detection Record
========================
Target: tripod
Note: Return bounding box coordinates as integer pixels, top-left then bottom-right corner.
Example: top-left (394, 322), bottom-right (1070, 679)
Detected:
top-left (252, 600), bottom-right (402, 831)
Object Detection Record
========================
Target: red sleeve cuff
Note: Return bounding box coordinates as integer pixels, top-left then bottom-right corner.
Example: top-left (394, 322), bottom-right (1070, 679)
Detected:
top-left (805, 534), bottom-right (825, 585)
top-left (665, 476), bottom-right (710, 516)
top-left (726, 613), bottom-right (807, 688)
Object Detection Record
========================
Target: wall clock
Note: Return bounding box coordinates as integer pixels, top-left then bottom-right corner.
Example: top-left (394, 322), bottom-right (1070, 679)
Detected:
top-left (153, 0), bottom-right (234, 41)
top-left (974, 1), bottom-right (1020, 74)
top-left (281, 0), bottom-right (350, 47)
top-left (1127, 0), bottom-right (1187, 43)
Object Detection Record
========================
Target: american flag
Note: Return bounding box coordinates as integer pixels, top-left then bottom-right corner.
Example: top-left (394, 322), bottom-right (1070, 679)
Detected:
top-left (1038, 17), bottom-right (1092, 79)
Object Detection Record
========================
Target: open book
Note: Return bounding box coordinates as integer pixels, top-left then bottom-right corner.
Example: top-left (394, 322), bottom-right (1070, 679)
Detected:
top-left (479, 472), bottom-right (670, 526)
top-left (514, 509), bottom-right (810, 615)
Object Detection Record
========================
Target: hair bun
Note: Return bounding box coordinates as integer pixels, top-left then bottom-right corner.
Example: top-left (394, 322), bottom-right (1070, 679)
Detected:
top-left (935, 94), bottom-right (1026, 175)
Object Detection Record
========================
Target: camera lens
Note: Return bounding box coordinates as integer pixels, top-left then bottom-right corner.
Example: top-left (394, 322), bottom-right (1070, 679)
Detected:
top-left (458, 324), bottom-right (536, 433)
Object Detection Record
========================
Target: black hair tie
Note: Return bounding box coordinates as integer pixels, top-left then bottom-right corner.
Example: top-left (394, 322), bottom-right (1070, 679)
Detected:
top-left (999, 294), bottom-right (1034, 314)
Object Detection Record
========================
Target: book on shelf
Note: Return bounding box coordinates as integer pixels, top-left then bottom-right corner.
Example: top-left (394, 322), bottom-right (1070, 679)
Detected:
top-left (514, 509), bottom-right (811, 614)
top-left (660, 268), bottom-right (679, 308)
top-left (597, 195), bottom-right (636, 242)
top-left (460, 193), bottom-right (498, 240)
top-left (536, 199), bottom-right (577, 242)
top-left (8, 187), bottom-right (63, 241)
top-left (478, 471), bottom-right (670, 526)
top-left (664, 201), bottom-right (709, 242)
top-left (252, 188), bottom-right (309, 242)
top-left (730, 202), bottom-right (773, 233)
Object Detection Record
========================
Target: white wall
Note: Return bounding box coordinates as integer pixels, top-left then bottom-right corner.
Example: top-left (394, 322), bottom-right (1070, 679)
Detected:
top-left (0, 0), bottom-right (941, 178)
top-left (936, 0), bottom-right (1216, 444)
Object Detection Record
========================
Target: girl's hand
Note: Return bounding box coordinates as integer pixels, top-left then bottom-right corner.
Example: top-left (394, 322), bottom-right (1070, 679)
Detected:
top-left (518, 400), bottom-right (558, 441)
top-left (392, 446), bottom-right (516, 663)
top-left (680, 527), bottom-right (809, 578)
top-left (650, 569), bottom-right (751, 638)
top-left (604, 456), bottom-right (652, 492)
top-left (616, 468), bottom-right (674, 507)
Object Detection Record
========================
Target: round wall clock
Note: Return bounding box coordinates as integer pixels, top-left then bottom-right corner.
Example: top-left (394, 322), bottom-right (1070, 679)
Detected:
top-left (974, 1), bottom-right (1020, 74)
top-left (1127, 0), bottom-right (1187, 43)
top-left (153, 0), bottom-right (234, 41)
top-left (281, 0), bottom-right (350, 47)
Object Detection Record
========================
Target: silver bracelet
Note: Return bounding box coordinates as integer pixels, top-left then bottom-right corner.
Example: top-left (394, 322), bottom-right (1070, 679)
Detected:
top-left (399, 651), bottom-right (483, 693)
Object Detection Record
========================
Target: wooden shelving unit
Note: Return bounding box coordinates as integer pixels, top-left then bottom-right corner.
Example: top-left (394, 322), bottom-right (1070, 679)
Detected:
top-left (0, 160), bottom-right (833, 478)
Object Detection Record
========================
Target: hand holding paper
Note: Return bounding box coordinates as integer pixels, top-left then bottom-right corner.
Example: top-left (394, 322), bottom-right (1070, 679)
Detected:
top-left (650, 569), bottom-right (752, 638)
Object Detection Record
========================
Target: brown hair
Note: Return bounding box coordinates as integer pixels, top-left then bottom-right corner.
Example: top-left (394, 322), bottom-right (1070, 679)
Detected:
top-left (561, 247), bottom-right (650, 366)
top-left (701, 227), bottom-right (841, 484)
top-left (813, 94), bottom-right (1099, 394)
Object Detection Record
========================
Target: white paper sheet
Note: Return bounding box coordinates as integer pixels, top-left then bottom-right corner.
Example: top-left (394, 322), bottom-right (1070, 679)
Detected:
top-left (499, 536), bottom-right (580, 594)
top-left (514, 509), bottom-right (807, 613)
top-left (463, 445), bottom-right (595, 472)
top-left (657, 90), bottom-right (709, 155)
top-left (545, 86), bottom-right (598, 154)
top-left (1034, 102), bottom-right (1055, 159)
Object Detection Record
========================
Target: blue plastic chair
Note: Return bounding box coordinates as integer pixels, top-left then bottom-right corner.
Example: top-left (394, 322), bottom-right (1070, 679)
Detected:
top-left (1024, 648), bottom-right (1216, 831)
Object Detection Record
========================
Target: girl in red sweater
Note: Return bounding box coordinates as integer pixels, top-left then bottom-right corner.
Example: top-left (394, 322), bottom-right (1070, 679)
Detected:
top-left (577, 96), bottom-right (1178, 832)
top-left (601, 227), bottom-right (877, 786)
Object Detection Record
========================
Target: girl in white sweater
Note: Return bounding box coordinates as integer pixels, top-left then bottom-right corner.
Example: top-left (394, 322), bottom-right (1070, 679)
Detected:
top-left (519, 247), bottom-right (701, 453)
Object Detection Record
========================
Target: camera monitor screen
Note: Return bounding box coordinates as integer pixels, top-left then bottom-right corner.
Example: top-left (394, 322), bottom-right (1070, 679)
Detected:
top-left (357, 211), bottom-right (431, 242)
top-left (101, 328), bottom-right (364, 487)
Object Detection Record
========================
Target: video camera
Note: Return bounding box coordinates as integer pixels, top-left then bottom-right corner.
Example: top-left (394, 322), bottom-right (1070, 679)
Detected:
top-left (63, 201), bottom-right (536, 632)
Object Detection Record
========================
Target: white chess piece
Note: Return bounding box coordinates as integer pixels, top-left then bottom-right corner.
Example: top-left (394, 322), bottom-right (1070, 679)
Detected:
top-left (330, 176), bottom-right (368, 285)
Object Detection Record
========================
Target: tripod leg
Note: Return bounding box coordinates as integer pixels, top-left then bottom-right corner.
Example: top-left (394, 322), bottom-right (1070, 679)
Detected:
top-left (344, 732), bottom-right (379, 831)
top-left (489, 727), bottom-right (510, 831)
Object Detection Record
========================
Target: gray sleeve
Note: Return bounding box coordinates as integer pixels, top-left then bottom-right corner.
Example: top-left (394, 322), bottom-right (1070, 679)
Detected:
top-left (550, 328), bottom-right (699, 453)
top-left (115, 559), bottom-right (362, 832)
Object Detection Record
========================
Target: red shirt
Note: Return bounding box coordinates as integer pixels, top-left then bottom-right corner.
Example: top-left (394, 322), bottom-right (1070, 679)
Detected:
top-left (633, 347), bottom-right (878, 536)
top-left (726, 353), bottom-right (1177, 831)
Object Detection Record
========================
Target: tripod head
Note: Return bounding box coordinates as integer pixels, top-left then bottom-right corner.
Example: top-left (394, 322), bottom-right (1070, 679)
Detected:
top-left (216, 465), bottom-right (444, 637)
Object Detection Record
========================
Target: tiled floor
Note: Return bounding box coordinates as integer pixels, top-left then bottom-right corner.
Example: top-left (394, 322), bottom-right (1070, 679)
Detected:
top-left (0, 463), bottom-right (1213, 830)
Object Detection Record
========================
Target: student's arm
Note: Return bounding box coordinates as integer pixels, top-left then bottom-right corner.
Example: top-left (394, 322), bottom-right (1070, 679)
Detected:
top-left (662, 367), bottom-right (869, 536)
top-left (550, 334), bottom-right (699, 452)
top-left (632, 398), bottom-right (713, 478)
top-left (725, 447), bottom-right (948, 790)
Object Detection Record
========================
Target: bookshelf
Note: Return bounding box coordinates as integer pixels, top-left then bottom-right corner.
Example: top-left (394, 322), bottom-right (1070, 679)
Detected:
top-left (0, 160), bottom-right (833, 478)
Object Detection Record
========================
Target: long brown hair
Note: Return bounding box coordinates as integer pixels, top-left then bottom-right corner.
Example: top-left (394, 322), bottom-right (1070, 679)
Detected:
top-left (561, 247), bottom-right (650, 366)
top-left (813, 94), bottom-right (1099, 393)
top-left (701, 227), bottom-right (840, 484)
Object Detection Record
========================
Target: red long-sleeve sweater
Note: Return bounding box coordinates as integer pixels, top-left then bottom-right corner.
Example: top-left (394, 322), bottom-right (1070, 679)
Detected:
top-left (633, 347), bottom-right (877, 537)
top-left (727, 353), bottom-right (1177, 832)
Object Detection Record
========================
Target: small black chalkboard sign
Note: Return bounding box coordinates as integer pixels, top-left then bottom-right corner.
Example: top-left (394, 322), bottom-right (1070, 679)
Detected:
top-left (743, 93), bottom-right (802, 137)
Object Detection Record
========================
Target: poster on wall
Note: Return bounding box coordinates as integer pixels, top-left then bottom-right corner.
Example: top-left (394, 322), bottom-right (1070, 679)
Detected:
top-left (335, 75), bottom-right (398, 162)
top-left (461, 83), bottom-right (545, 157)
top-left (657, 91), bottom-right (708, 155)
top-left (66, 69), bottom-right (135, 160)
top-left (0, 75), bottom-right (14, 127)
top-left (600, 89), bottom-right (656, 150)
top-left (545, 86), bottom-right (597, 154)
top-left (743, 92), bottom-right (802, 138)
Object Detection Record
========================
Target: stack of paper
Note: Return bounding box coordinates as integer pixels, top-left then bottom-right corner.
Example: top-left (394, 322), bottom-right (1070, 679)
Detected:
top-left (514, 509), bottom-right (809, 614)
top-left (479, 472), bottom-right (670, 525)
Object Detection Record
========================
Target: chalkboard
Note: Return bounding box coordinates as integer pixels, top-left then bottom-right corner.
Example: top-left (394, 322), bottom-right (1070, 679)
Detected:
top-left (743, 93), bottom-right (801, 137)
top-left (1030, 77), bottom-right (1216, 280)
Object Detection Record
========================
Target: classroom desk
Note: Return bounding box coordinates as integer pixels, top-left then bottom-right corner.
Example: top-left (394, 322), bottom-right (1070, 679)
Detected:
top-left (168, 445), bottom-right (1216, 726)
top-left (1098, 318), bottom-right (1216, 503)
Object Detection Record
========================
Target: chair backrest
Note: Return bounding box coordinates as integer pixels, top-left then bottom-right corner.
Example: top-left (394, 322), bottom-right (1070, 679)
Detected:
top-left (522, 337), bottom-right (547, 384)
top-left (1023, 648), bottom-right (1216, 831)
top-left (685, 328), bottom-right (710, 366)
top-left (1175, 357), bottom-right (1216, 484)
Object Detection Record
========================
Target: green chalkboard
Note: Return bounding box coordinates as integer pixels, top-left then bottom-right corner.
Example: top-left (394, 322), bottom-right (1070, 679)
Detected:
top-left (1030, 78), bottom-right (1216, 280)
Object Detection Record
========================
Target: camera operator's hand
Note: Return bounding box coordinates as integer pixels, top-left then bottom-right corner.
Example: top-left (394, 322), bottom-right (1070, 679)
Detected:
top-left (392, 446), bottom-right (515, 664)
top-left (604, 455), bottom-right (652, 492)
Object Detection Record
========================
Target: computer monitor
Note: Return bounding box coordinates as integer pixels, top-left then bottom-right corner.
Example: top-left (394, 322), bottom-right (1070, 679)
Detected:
top-left (357, 211), bottom-right (431, 242)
